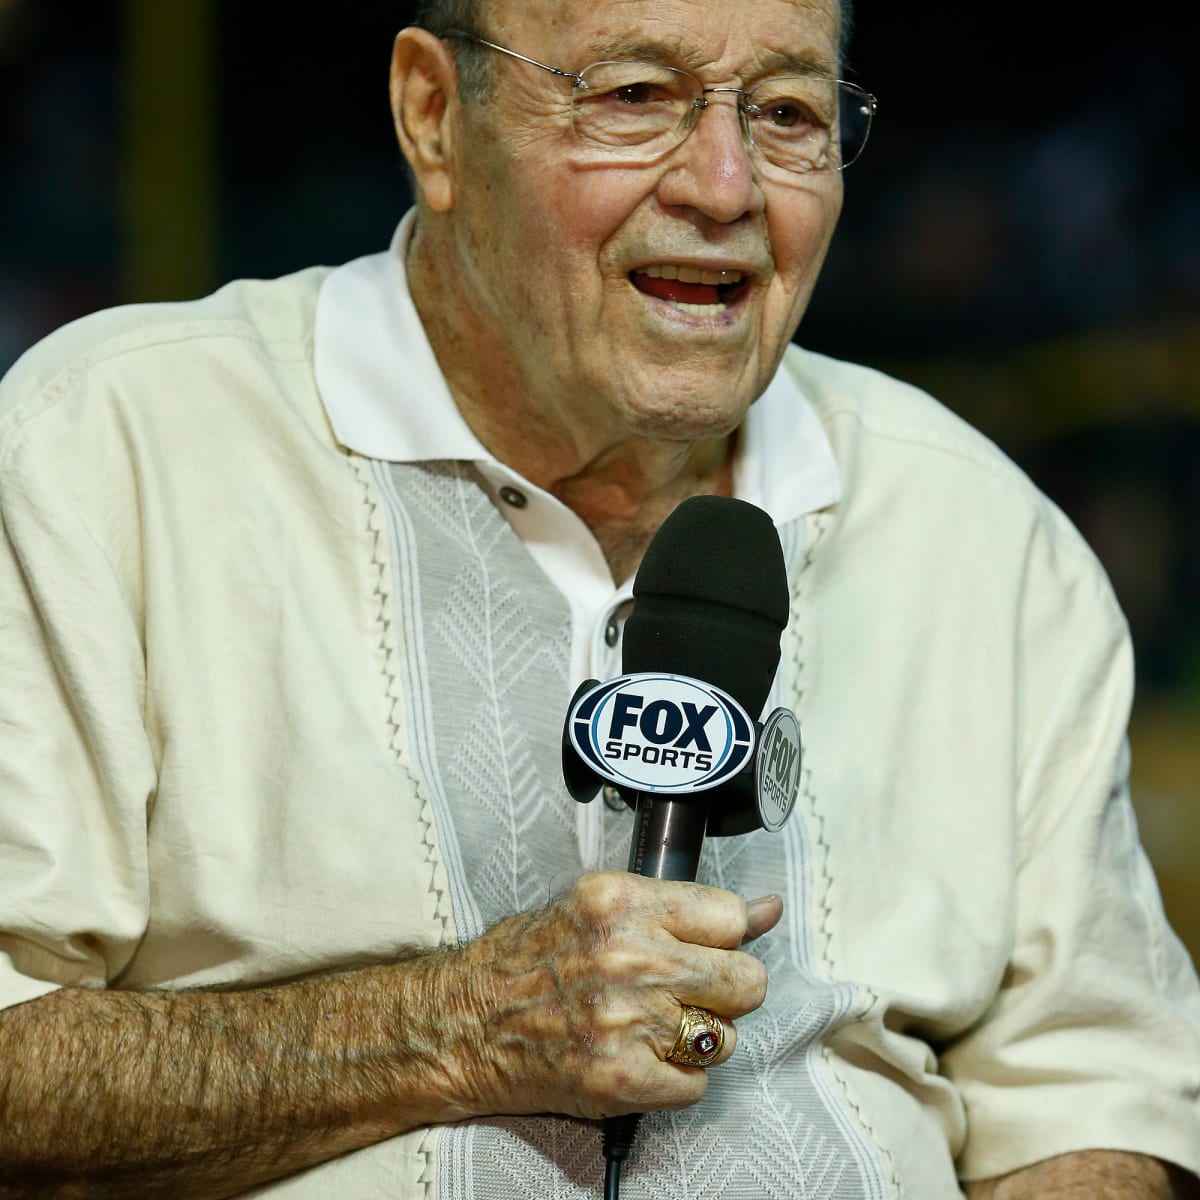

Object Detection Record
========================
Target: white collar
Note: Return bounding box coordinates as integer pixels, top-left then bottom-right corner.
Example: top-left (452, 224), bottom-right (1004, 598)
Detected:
top-left (313, 208), bottom-right (841, 524)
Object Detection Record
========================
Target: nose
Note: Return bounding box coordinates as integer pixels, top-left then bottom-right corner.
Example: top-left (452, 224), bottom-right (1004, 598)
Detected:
top-left (655, 93), bottom-right (766, 225)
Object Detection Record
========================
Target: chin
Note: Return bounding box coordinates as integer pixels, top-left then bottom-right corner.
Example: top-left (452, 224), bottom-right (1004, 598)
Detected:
top-left (617, 395), bottom-right (749, 443)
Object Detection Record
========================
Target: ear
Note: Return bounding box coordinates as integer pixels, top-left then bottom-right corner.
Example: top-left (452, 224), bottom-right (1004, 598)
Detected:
top-left (390, 28), bottom-right (459, 212)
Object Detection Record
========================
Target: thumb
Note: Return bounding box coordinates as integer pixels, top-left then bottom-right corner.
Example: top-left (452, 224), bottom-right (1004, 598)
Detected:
top-left (743, 894), bottom-right (784, 943)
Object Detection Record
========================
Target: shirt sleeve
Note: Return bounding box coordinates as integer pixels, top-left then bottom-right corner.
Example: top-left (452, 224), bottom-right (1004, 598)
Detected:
top-left (0, 398), bottom-right (158, 1010)
top-left (941, 505), bottom-right (1200, 1182)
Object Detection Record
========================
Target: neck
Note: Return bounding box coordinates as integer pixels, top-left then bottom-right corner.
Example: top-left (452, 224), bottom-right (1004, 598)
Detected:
top-left (549, 436), bottom-right (737, 584)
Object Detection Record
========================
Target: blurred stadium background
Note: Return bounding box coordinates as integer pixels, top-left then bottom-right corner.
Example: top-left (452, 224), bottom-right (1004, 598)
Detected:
top-left (1, 1), bottom-right (1196, 961)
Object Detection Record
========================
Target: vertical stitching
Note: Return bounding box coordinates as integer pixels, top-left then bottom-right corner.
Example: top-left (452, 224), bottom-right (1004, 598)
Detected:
top-left (348, 454), bottom-right (453, 1200)
top-left (819, 1040), bottom-right (903, 1199)
top-left (416, 1126), bottom-right (440, 1196)
top-left (790, 511), bottom-right (839, 978)
top-left (348, 452), bottom-right (454, 947)
top-left (790, 509), bottom-right (902, 1199)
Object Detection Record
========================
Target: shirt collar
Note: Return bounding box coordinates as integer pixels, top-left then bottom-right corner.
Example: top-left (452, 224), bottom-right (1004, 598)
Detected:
top-left (735, 357), bottom-right (842, 521)
top-left (314, 208), bottom-right (841, 524)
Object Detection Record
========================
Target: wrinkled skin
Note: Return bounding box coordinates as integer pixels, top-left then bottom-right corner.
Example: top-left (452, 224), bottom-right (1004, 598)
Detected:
top-left (428, 872), bottom-right (784, 1120)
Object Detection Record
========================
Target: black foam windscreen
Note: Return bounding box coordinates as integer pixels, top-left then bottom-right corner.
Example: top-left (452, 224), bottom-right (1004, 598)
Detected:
top-left (622, 495), bottom-right (789, 717)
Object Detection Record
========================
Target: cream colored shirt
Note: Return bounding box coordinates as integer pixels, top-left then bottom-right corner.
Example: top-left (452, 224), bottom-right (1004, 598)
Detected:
top-left (1, 216), bottom-right (1197, 1197)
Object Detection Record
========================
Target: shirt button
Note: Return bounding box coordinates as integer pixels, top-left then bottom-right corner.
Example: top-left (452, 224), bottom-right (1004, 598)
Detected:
top-left (604, 619), bottom-right (620, 647)
top-left (499, 486), bottom-right (528, 509)
top-left (603, 786), bottom-right (628, 812)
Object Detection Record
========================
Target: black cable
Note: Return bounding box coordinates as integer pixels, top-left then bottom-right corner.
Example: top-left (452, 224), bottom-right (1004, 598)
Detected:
top-left (601, 1113), bottom-right (642, 1200)
top-left (604, 1155), bottom-right (622, 1200)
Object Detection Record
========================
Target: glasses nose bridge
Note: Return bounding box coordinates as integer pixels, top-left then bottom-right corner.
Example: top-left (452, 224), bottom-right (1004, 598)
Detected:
top-left (688, 85), bottom-right (756, 151)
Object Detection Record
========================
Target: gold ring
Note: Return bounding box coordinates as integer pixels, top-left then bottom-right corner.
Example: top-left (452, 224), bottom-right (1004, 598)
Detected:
top-left (666, 1005), bottom-right (725, 1067)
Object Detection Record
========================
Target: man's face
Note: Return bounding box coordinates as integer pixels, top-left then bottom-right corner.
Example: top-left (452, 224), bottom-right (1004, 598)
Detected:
top-left (438, 0), bottom-right (845, 448)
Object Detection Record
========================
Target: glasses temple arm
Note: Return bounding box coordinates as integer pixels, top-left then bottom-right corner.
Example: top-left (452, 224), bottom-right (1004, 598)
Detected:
top-left (442, 30), bottom-right (586, 86)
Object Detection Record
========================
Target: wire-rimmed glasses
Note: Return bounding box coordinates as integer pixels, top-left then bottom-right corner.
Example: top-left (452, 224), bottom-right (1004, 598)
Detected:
top-left (444, 31), bottom-right (877, 176)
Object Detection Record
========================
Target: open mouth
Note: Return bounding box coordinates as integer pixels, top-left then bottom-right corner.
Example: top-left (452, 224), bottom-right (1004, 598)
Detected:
top-left (630, 264), bottom-right (751, 316)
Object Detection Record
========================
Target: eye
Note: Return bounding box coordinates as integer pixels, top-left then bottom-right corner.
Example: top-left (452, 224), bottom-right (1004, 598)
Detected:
top-left (613, 81), bottom-right (659, 105)
top-left (747, 78), bottom-right (839, 138)
top-left (577, 62), bottom-right (691, 115)
top-left (762, 100), bottom-right (819, 130)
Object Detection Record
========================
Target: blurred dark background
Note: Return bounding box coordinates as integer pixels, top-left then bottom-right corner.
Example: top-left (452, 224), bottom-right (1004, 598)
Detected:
top-left (1, 1), bottom-right (1197, 957)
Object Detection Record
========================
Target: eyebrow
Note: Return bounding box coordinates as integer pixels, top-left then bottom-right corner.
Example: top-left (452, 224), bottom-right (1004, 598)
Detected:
top-left (586, 36), bottom-right (839, 80)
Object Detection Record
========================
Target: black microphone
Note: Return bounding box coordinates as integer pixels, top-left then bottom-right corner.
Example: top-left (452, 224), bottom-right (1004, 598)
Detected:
top-left (562, 495), bottom-right (797, 869)
top-left (617, 494), bottom-right (791, 880)
top-left (561, 495), bottom-right (797, 1198)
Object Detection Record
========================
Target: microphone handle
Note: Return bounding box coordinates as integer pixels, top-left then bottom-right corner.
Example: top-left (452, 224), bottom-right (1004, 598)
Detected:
top-left (602, 795), bottom-right (710, 1188)
top-left (626, 794), bottom-right (709, 881)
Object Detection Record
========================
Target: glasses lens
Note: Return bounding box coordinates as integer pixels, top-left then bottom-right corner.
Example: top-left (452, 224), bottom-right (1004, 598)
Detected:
top-left (747, 77), bottom-right (875, 173)
top-left (572, 61), bottom-right (698, 152)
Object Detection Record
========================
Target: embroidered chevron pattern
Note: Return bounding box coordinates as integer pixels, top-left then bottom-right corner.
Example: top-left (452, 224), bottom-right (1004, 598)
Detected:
top-left (375, 463), bottom-right (889, 1198)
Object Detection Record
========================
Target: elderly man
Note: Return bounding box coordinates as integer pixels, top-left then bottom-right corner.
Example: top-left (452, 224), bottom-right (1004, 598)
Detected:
top-left (0, 0), bottom-right (1197, 1197)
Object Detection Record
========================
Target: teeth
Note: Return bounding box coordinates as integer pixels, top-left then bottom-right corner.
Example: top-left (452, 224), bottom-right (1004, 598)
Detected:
top-left (641, 264), bottom-right (745, 286)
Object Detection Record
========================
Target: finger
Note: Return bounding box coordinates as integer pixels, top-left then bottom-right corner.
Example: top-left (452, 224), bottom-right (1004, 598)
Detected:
top-left (676, 944), bottom-right (769, 1018)
top-left (651, 880), bottom-right (754, 950)
top-left (742, 893), bottom-right (784, 943)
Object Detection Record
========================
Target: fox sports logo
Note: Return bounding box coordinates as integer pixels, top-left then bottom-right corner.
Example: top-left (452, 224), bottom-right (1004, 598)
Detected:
top-left (568, 673), bottom-right (755, 794)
